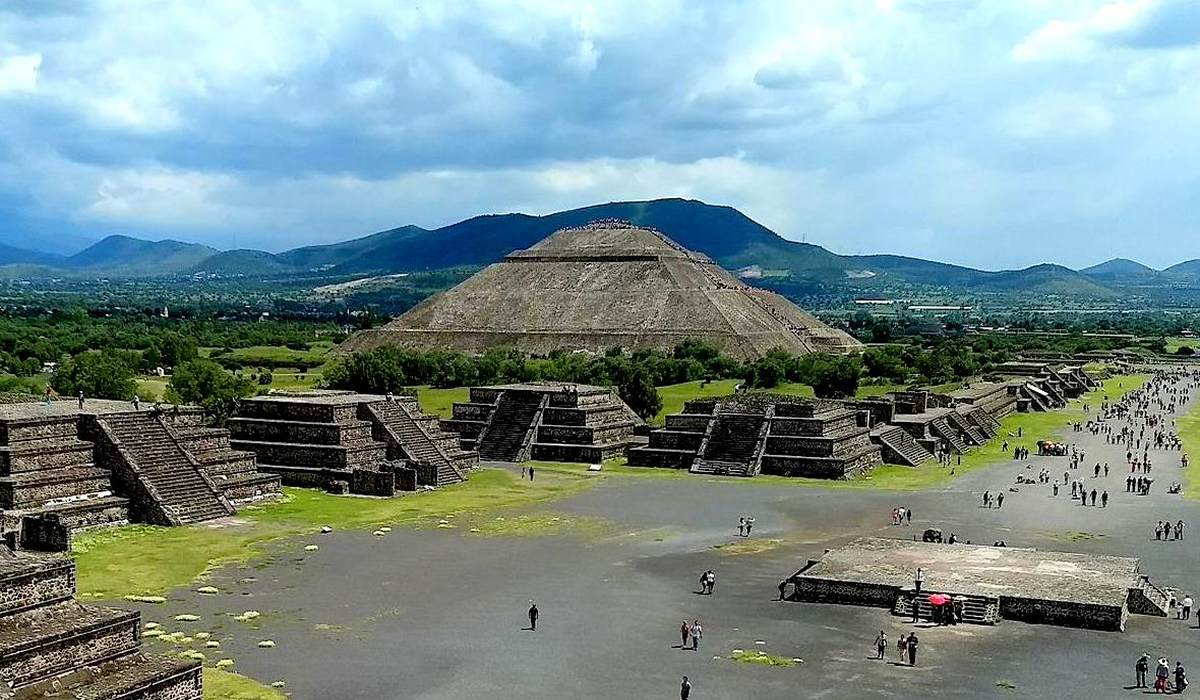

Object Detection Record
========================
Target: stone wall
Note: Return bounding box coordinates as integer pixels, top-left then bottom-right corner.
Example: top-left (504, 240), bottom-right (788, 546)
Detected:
top-left (2, 610), bottom-right (141, 687)
top-left (664, 415), bottom-right (710, 432)
top-left (350, 468), bottom-right (395, 497)
top-left (0, 559), bottom-right (73, 615)
top-left (789, 576), bottom-right (897, 608)
top-left (228, 419), bottom-right (372, 446)
top-left (999, 596), bottom-right (1126, 632)
top-left (0, 416), bottom-right (79, 445)
top-left (18, 516), bottom-right (70, 552)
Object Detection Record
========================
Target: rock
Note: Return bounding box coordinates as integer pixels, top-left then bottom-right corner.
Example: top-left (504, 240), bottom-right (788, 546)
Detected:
top-left (196, 586), bottom-right (219, 595)
top-left (304, 544), bottom-right (319, 552)
top-left (270, 681), bottom-right (286, 688)
top-left (123, 595), bottom-right (167, 604)
top-left (173, 614), bottom-right (200, 622)
top-left (258, 640), bottom-right (276, 648)
top-left (205, 641), bottom-right (221, 648)
top-left (321, 526), bottom-right (333, 533)
top-left (215, 659), bottom-right (234, 668)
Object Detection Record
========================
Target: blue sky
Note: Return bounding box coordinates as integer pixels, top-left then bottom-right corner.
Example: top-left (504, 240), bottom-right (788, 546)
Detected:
top-left (0, 0), bottom-right (1197, 269)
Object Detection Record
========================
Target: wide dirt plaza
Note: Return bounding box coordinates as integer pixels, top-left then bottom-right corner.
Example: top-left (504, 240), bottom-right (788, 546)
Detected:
top-left (60, 369), bottom-right (1196, 699)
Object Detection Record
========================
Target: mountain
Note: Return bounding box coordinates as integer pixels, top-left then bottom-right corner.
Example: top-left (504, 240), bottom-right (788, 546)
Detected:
top-left (0, 242), bottom-right (64, 267)
top-left (1081, 258), bottom-right (1161, 284)
top-left (278, 225), bottom-right (429, 271)
top-left (65, 235), bottom-right (218, 274)
top-left (189, 249), bottom-right (295, 275)
top-left (1164, 259), bottom-right (1200, 282)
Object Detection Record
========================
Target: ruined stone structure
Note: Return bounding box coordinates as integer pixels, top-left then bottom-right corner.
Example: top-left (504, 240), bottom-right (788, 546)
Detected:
top-left (341, 220), bottom-right (861, 360)
top-left (0, 548), bottom-right (201, 697)
top-left (0, 401), bottom-right (280, 551)
top-left (443, 383), bottom-right (641, 463)
top-left (785, 537), bottom-right (1166, 632)
top-left (229, 391), bottom-right (477, 492)
top-left (627, 394), bottom-right (881, 479)
top-left (993, 361), bottom-right (1097, 409)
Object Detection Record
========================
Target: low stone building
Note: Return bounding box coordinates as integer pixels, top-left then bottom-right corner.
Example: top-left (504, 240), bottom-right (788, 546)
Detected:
top-left (627, 394), bottom-right (882, 478)
top-left (0, 548), bottom-right (201, 697)
top-left (0, 400), bottom-right (280, 551)
top-left (442, 383), bottom-right (642, 463)
top-left (785, 537), bottom-right (1167, 631)
top-left (229, 390), bottom-right (477, 493)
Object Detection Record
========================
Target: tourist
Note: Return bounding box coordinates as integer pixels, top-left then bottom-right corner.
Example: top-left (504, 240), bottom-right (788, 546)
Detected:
top-left (77, 391), bottom-right (84, 409)
top-left (521, 466), bottom-right (527, 479)
top-left (1138, 653), bottom-right (1151, 688)
top-left (745, 517), bottom-right (754, 536)
top-left (1156, 657), bottom-right (1170, 693)
top-left (1182, 594), bottom-right (1193, 620)
top-left (914, 567), bottom-right (925, 594)
top-left (680, 620), bottom-right (690, 648)
top-left (680, 676), bottom-right (691, 700)
top-left (997, 492), bottom-right (1004, 508)
top-left (528, 466), bottom-right (535, 481)
top-left (906, 508), bottom-right (913, 525)
top-left (527, 600), bottom-right (538, 631)
top-left (1101, 491), bottom-right (1108, 507)
top-left (690, 620), bottom-right (702, 651)
top-left (1053, 481), bottom-right (1060, 496)
top-left (907, 632), bottom-right (919, 666)
top-left (874, 630), bottom-right (887, 659)
top-left (983, 490), bottom-right (990, 508)
top-left (1176, 662), bottom-right (1188, 694)
top-left (1177, 520), bottom-right (1185, 540)
top-left (132, 394), bottom-right (140, 411)
top-left (1157, 522), bottom-right (1164, 541)
top-left (897, 634), bottom-right (908, 663)
top-left (738, 517), bottom-right (746, 536)
top-left (778, 579), bottom-right (789, 601)
top-left (1090, 489), bottom-right (1097, 506)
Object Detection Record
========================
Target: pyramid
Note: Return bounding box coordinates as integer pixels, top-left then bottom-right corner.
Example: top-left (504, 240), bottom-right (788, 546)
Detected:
top-left (341, 220), bottom-right (861, 360)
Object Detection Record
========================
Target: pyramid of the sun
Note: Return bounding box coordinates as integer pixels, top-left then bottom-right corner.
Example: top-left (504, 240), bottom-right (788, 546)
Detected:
top-left (342, 220), bottom-right (861, 360)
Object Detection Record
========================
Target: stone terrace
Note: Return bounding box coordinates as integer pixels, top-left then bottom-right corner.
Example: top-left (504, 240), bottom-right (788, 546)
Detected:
top-left (628, 394), bottom-right (881, 479)
top-left (787, 537), bottom-right (1154, 631)
top-left (0, 549), bottom-right (201, 698)
top-left (442, 383), bottom-right (641, 464)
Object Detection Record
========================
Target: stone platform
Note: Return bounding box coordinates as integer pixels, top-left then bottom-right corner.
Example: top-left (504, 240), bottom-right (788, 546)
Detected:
top-left (787, 537), bottom-right (1160, 631)
top-left (442, 383), bottom-right (641, 463)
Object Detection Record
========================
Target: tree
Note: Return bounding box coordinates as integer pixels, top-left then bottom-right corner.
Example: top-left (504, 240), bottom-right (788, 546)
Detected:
top-left (617, 368), bottom-right (662, 421)
top-left (51, 351), bottom-right (138, 400)
top-left (1176, 345), bottom-right (1196, 356)
top-left (157, 332), bottom-right (198, 367)
top-left (810, 355), bottom-right (861, 399)
top-left (166, 359), bottom-right (256, 423)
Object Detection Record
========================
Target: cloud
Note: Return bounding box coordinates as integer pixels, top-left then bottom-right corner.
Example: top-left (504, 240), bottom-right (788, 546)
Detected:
top-left (0, 53), bottom-right (41, 94)
top-left (1012, 0), bottom-right (1200, 61)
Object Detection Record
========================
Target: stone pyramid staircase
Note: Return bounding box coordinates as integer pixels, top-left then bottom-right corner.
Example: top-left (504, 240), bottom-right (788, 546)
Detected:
top-left (94, 413), bottom-right (233, 526)
top-left (164, 417), bottom-right (281, 505)
top-left (366, 400), bottom-right (475, 486)
top-left (946, 411), bottom-right (988, 446)
top-left (0, 550), bottom-right (201, 698)
top-left (929, 417), bottom-right (969, 454)
top-left (892, 590), bottom-right (1000, 625)
top-left (691, 413), bottom-right (763, 476)
top-left (476, 393), bottom-right (543, 462)
top-left (871, 425), bottom-right (933, 466)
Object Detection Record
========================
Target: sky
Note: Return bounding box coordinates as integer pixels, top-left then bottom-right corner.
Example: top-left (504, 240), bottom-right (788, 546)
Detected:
top-left (0, 0), bottom-right (1197, 270)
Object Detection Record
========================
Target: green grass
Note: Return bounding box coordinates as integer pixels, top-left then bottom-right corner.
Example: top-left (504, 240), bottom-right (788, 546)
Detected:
top-left (415, 386), bottom-right (471, 419)
top-left (1178, 403), bottom-right (1200, 499)
top-left (730, 649), bottom-right (798, 667)
top-left (653, 380), bottom-right (740, 424)
top-left (1166, 337), bottom-right (1199, 354)
top-left (265, 371), bottom-right (323, 391)
top-left (207, 343), bottom-right (334, 367)
top-left (203, 667), bottom-right (286, 700)
top-left (136, 378), bottom-right (170, 401)
top-left (72, 469), bottom-right (597, 600)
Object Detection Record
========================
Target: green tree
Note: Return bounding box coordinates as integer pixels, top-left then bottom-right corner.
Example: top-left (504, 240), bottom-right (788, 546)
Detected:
top-left (617, 368), bottom-right (662, 421)
top-left (166, 359), bottom-right (256, 423)
top-left (51, 351), bottom-right (138, 400)
top-left (809, 355), bottom-right (861, 398)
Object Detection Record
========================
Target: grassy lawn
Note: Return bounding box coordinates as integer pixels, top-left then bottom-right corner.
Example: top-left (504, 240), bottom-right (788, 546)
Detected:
top-left (415, 386), bottom-right (471, 418)
top-left (72, 468), bottom-right (596, 600)
top-left (203, 667), bottom-right (286, 700)
top-left (207, 343), bottom-right (334, 367)
top-left (1166, 337), bottom-right (1199, 354)
top-left (1178, 403), bottom-right (1200, 499)
top-left (136, 378), bottom-right (170, 401)
top-left (265, 371), bottom-right (323, 391)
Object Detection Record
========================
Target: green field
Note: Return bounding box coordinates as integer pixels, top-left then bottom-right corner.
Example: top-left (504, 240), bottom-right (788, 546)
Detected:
top-left (1178, 402), bottom-right (1200, 499)
top-left (1166, 337), bottom-right (1199, 354)
top-left (653, 380), bottom-right (741, 424)
top-left (415, 386), bottom-right (471, 418)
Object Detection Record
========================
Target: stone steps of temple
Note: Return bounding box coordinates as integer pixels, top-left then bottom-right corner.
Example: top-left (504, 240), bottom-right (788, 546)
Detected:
top-left (700, 414), bottom-right (764, 465)
top-left (0, 467), bottom-right (113, 510)
top-left (626, 446), bottom-right (697, 469)
top-left (0, 440), bottom-right (95, 476)
top-left (971, 409), bottom-right (1003, 435)
top-left (0, 416), bottom-right (81, 445)
top-left (689, 459), bottom-right (753, 477)
top-left (476, 394), bottom-right (542, 462)
top-left (0, 601), bottom-right (141, 689)
top-left (170, 426), bottom-right (232, 453)
top-left (929, 417), bottom-right (970, 454)
top-left (369, 402), bottom-right (467, 486)
top-left (18, 496), bottom-right (131, 535)
top-left (0, 557), bottom-right (75, 618)
top-left (193, 449), bottom-right (260, 478)
top-left (207, 471), bottom-right (282, 504)
top-left (98, 414), bottom-right (231, 525)
top-left (33, 653), bottom-right (202, 700)
top-left (946, 412), bottom-right (988, 446)
top-left (872, 426), bottom-right (933, 467)
top-left (892, 591), bottom-right (999, 625)
top-left (227, 417), bottom-right (375, 446)
top-left (229, 439), bottom-right (387, 470)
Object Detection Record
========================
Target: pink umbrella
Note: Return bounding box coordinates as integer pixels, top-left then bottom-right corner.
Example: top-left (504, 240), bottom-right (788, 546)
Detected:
top-left (926, 594), bottom-right (950, 606)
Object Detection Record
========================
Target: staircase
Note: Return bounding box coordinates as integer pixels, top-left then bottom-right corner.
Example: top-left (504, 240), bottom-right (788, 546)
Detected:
top-left (1129, 577), bottom-right (1171, 617)
top-left (873, 426), bottom-right (933, 466)
top-left (689, 459), bottom-right (754, 477)
top-left (947, 412), bottom-right (988, 446)
top-left (930, 417), bottom-right (969, 454)
top-left (892, 590), bottom-right (1000, 625)
top-left (97, 413), bottom-right (233, 525)
top-left (968, 408), bottom-right (1002, 438)
top-left (368, 401), bottom-right (469, 486)
top-left (476, 393), bottom-right (543, 462)
top-left (691, 414), bottom-right (763, 476)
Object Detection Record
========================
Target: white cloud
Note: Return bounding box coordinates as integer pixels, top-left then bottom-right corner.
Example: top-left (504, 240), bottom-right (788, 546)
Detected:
top-left (0, 53), bottom-right (41, 94)
top-left (999, 93), bottom-right (1115, 140)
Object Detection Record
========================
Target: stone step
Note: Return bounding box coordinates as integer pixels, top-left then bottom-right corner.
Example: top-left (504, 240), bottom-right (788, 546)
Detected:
top-left (210, 472), bottom-right (282, 504)
top-left (20, 496), bottom-right (130, 534)
top-left (0, 557), bottom-right (75, 618)
top-left (0, 441), bottom-right (95, 476)
top-left (690, 459), bottom-right (753, 477)
top-left (34, 653), bottom-right (202, 700)
top-left (0, 467), bottom-right (113, 510)
top-left (0, 602), bottom-right (141, 689)
top-left (626, 446), bottom-right (697, 469)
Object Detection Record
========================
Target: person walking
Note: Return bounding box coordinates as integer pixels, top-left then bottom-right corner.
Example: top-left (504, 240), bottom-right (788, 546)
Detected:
top-left (745, 517), bottom-right (754, 536)
top-left (527, 601), bottom-right (538, 631)
top-left (897, 634), bottom-right (908, 664)
top-left (738, 517), bottom-right (745, 537)
top-left (77, 391), bottom-right (85, 410)
top-left (778, 579), bottom-right (789, 601)
top-left (874, 630), bottom-right (887, 660)
top-left (528, 465), bottom-right (535, 481)
top-left (680, 620), bottom-right (690, 648)
top-left (907, 632), bottom-right (918, 666)
top-left (1182, 594), bottom-right (1192, 620)
top-left (690, 620), bottom-right (702, 651)
top-left (1176, 662), bottom-right (1188, 694)
top-left (1101, 491), bottom-right (1108, 507)
top-left (997, 492), bottom-right (1004, 508)
top-left (1156, 657), bottom-right (1170, 693)
top-left (1138, 652), bottom-right (1151, 688)
top-left (680, 676), bottom-right (691, 700)
top-left (906, 508), bottom-right (913, 525)
top-left (706, 570), bottom-right (716, 595)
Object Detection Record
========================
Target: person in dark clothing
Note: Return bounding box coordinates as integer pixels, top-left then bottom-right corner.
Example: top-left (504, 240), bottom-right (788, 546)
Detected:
top-left (778, 579), bottom-right (789, 601)
top-left (907, 632), bottom-right (918, 665)
top-left (997, 493), bottom-right (1004, 508)
top-left (1175, 662), bottom-right (1187, 694)
top-left (906, 508), bottom-right (913, 525)
top-left (528, 601), bottom-right (538, 631)
top-left (1101, 491), bottom-right (1108, 507)
top-left (1137, 653), bottom-right (1150, 688)
top-left (680, 676), bottom-right (691, 699)
top-left (528, 466), bottom-right (535, 481)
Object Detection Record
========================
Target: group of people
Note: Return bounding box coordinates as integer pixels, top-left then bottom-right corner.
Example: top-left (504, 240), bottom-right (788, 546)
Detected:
top-left (736, 516), bottom-right (755, 537)
top-left (981, 490), bottom-right (1004, 508)
top-left (697, 570), bottom-right (717, 595)
top-left (678, 619), bottom-right (703, 650)
top-left (1136, 653), bottom-right (1187, 693)
top-left (1156, 520), bottom-right (1186, 541)
top-left (889, 506), bottom-right (913, 525)
top-left (872, 630), bottom-right (919, 666)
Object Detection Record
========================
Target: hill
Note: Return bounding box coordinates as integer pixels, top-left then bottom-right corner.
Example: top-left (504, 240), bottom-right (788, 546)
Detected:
top-left (65, 235), bottom-right (218, 274)
top-left (0, 242), bottom-right (63, 267)
top-left (190, 249), bottom-right (295, 275)
top-left (1081, 258), bottom-right (1161, 284)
